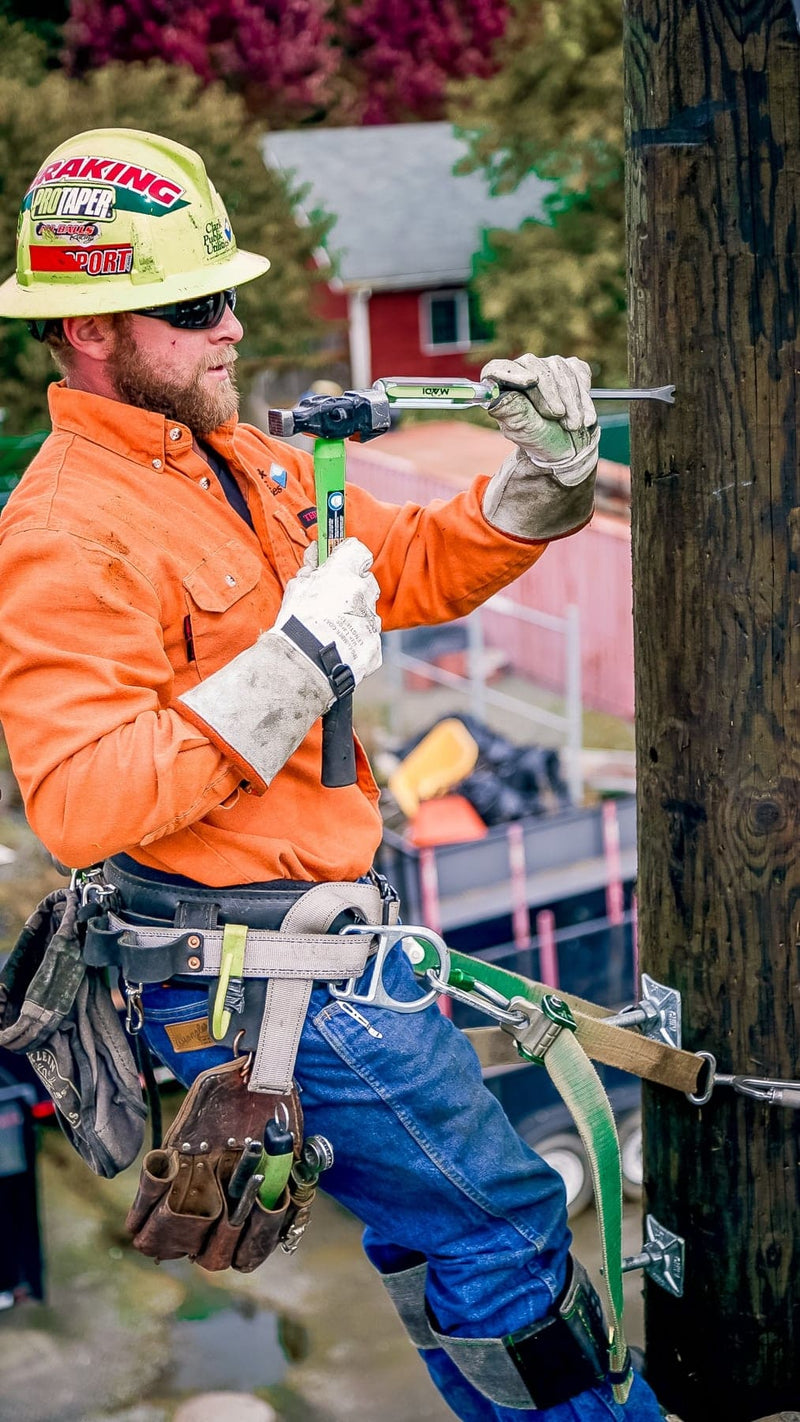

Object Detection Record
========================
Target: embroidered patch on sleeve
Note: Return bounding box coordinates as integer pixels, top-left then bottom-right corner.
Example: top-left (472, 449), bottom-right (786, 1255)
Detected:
top-left (297, 506), bottom-right (317, 529)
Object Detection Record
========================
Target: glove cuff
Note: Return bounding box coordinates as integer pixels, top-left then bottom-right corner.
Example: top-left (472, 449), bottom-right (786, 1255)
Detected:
top-left (483, 448), bottom-right (597, 542)
top-left (178, 631), bottom-right (334, 789)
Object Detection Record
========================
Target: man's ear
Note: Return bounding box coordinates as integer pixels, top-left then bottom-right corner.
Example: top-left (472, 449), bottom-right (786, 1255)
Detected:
top-left (60, 314), bottom-right (117, 362)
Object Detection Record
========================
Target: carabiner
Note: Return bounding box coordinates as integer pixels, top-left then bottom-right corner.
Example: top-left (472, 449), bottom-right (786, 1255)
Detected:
top-left (329, 924), bottom-right (450, 1013)
top-left (123, 980), bottom-right (144, 1035)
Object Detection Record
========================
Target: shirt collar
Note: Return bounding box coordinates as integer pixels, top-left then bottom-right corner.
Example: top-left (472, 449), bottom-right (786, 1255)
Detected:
top-left (47, 381), bottom-right (240, 466)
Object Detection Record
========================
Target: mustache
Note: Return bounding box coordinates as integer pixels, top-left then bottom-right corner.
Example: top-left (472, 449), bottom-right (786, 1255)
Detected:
top-left (200, 348), bottom-right (238, 374)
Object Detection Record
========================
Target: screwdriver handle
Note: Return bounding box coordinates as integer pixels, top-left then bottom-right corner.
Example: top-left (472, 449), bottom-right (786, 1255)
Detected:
top-left (257, 1119), bottom-right (295, 1209)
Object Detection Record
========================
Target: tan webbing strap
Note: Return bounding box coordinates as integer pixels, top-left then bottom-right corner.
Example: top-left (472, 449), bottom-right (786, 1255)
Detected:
top-left (250, 881), bottom-right (399, 1093)
top-left (465, 985), bottom-right (704, 1096)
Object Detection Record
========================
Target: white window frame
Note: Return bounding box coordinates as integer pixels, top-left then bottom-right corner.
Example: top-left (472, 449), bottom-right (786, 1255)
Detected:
top-left (420, 288), bottom-right (473, 355)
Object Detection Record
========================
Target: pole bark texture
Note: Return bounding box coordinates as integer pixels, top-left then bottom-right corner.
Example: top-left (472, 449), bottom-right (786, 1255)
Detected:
top-left (624, 3), bottom-right (800, 1417)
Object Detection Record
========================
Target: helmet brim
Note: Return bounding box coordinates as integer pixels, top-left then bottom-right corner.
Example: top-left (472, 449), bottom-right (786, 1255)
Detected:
top-left (0, 247), bottom-right (270, 320)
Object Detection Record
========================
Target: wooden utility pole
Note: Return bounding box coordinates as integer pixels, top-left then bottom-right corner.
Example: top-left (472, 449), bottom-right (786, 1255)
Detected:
top-left (624, 3), bottom-right (800, 1418)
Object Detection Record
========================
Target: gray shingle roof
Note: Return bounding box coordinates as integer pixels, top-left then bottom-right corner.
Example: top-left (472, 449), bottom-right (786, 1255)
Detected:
top-left (262, 123), bottom-right (549, 290)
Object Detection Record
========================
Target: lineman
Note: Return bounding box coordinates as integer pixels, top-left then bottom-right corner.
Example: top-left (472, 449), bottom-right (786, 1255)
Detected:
top-left (0, 128), bottom-right (662, 1420)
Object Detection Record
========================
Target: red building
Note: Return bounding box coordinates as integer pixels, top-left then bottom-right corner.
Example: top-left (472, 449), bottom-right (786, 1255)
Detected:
top-left (262, 123), bottom-right (549, 387)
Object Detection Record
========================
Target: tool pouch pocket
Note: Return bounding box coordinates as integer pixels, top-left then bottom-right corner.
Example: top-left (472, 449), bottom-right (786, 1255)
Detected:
top-left (125, 1056), bottom-right (301, 1273)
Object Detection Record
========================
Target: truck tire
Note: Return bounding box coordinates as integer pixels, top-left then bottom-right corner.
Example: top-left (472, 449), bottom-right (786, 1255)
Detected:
top-left (618, 1110), bottom-right (643, 1201)
top-left (531, 1130), bottom-right (594, 1219)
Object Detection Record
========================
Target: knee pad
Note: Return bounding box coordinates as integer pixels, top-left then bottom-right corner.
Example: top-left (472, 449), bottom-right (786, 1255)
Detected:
top-left (380, 1255), bottom-right (629, 1411)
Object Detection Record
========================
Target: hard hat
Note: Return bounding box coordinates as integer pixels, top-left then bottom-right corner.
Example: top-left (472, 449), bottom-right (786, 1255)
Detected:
top-left (0, 127), bottom-right (270, 321)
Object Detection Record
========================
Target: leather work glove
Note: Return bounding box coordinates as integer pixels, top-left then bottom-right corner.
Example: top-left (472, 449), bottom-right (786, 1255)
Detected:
top-left (179, 538), bottom-right (382, 788)
top-left (481, 353), bottom-right (600, 541)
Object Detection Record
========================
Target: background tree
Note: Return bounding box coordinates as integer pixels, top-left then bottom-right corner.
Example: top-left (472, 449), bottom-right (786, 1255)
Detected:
top-left (0, 22), bottom-right (332, 433)
top-left (63, 0), bottom-right (337, 126)
top-left (0, 0), bottom-right (68, 66)
top-left (332, 0), bottom-right (509, 124)
top-left (62, 0), bottom-right (510, 127)
top-left (450, 0), bottom-right (626, 383)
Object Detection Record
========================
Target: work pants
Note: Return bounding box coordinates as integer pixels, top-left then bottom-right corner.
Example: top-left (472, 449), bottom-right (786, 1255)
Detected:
top-left (139, 941), bottom-right (663, 1421)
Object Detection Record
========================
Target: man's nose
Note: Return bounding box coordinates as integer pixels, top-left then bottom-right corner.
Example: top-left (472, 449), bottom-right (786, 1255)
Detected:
top-left (212, 301), bottom-right (244, 344)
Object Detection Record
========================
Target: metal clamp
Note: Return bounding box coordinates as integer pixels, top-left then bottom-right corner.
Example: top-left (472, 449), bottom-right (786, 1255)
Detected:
top-left (686, 1051), bottom-right (800, 1109)
top-left (504, 993), bottom-right (578, 1065)
top-left (622, 1214), bottom-right (685, 1297)
top-left (71, 865), bottom-right (117, 909)
top-left (603, 973), bottom-right (682, 1049)
top-left (329, 925), bottom-right (450, 1014)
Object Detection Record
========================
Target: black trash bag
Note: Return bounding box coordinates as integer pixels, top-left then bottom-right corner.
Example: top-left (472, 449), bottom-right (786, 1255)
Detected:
top-left (498, 745), bottom-right (570, 808)
top-left (458, 770), bottom-right (530, 826)
top-left (0, 887), bottom-right (146, 1178)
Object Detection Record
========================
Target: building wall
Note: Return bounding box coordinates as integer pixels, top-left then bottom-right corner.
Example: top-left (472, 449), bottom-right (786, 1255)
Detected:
top-left (346, 437), bottom-right (635, 721)
top-left (368, 290), bottom-right (485, 383)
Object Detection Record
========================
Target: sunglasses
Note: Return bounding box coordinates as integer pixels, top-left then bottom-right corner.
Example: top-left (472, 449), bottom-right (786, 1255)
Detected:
top-left (138, 287), bottom-right (237, 330)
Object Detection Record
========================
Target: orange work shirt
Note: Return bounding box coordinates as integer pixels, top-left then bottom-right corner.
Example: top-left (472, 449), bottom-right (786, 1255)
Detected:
top-left (0, 383), bottom-right (548, 885)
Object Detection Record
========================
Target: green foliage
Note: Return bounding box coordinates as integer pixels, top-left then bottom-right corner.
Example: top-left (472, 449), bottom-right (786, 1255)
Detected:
top-left (0, 22), bottom-right (332, 432)
top-left (0, 0), bottom-right (68, 68)
top-left (450, 0), bottom-right (626, 382)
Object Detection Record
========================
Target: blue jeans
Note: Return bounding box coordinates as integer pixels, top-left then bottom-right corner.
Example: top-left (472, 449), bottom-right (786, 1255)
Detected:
top-left (139, 943), bottom-right (663, 1422)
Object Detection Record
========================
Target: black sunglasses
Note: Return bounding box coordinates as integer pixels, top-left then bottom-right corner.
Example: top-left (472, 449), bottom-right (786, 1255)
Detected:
top-left (138, 288), bottom-right (237, 330)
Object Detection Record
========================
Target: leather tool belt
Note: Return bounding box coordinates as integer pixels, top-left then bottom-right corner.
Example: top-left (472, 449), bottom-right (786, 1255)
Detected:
top-left (95, 858), bottom-right (400, 1273)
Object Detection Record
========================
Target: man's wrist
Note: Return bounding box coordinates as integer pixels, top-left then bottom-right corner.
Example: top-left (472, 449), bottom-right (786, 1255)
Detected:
top-left (524, 428), bottom-right (601, 487)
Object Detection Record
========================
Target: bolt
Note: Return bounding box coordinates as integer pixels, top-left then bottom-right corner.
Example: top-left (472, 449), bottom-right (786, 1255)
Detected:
top-left (187, 954), bottom-right (201, 970)
top-left (187, 934), bottom-right (202, 949)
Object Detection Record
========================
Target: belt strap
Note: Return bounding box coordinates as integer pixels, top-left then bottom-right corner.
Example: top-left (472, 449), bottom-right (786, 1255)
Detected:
top-left (102, 880), bottom-right (398, 1094)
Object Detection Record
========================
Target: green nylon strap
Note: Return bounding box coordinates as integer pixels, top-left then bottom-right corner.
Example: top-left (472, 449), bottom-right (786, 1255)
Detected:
top-left (211, 922), bottom-right (248, 1041)
top-left (545, 1026), bottom-right (631, 1400)
top-left (415, 944), bottom-right (633, 1403)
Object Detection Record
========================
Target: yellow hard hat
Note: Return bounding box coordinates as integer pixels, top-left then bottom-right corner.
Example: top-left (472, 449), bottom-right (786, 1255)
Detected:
top-left (0, 127), bottom-right (270, 321)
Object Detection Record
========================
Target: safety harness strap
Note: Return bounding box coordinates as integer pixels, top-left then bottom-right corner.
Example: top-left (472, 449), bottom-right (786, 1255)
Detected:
top-left (543, 1027), bottom-right (630, 1399)
top-left (456, 958), bottom-right (704, 1095)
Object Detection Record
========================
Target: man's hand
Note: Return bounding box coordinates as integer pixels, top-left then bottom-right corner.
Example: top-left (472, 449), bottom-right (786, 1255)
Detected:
top-left (179, 537), bottom-right (382, 788)
top-left (274, 538), bottom-right (382, 688)
top-left (481, 353), bottom-right (601, 540)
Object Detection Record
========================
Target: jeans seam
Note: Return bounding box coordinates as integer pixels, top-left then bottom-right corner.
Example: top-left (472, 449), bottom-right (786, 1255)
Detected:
top-left (314, 1002), bottom-right (551, 1260)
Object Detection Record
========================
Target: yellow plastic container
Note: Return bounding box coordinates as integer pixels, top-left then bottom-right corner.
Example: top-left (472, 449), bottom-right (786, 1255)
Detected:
top-left (389, 718), bottom-right (479, 817)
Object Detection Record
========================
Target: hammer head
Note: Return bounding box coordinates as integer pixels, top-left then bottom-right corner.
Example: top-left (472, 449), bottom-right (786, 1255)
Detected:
top-left (268, 388), bottom-right (391, 442)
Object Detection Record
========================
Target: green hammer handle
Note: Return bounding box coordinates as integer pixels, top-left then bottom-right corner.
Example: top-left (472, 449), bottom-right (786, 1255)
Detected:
top-left (314, 439), bottom-right (356, 788)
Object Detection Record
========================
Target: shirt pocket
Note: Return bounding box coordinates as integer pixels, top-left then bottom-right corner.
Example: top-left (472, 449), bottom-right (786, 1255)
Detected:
top-left (182, 539), bottom-right (266, 676)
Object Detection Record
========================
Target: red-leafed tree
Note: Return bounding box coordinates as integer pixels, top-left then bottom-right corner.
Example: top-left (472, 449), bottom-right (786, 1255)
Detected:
top-left (63, 0), bottom-right (510, 126)
top-left (63, 0), bottom-right (337, 123)
top-left (334, 0), bottom-right (510, 124)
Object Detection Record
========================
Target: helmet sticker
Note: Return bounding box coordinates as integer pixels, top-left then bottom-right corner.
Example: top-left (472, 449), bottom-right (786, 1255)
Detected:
top-left (203, 219), bottom-right (233, 257)
top-left (23, 157), bottom-right (188, 219)
top-left (35, 221), bottom-right (100, 245)
top-left (30, 243), bottom-right (134, 276)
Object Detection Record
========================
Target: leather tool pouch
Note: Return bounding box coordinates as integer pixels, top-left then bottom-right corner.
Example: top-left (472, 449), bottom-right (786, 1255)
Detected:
top-left (125, 1055), bottom-right (302, 1273)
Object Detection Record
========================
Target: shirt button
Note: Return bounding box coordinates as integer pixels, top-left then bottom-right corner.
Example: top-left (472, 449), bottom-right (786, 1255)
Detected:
top-left (152, 458), bottom-right (163, 470)
top-left (199, 477), bottom-right (210, 490)
top-left (225, 574), bottom-right (236, 587)
top-left (169, 427), bottom-right (181, 442)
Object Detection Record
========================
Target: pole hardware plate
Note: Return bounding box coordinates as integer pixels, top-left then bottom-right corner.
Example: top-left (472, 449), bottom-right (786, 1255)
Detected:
top-left (604, 974), bottom-right (682, 1049)
top-left (622, 1214), bottom-right (685, 1298)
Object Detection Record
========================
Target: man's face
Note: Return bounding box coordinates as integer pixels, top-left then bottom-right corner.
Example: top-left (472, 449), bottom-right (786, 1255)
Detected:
top-left (107, 298), bottom-right (244, 435)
